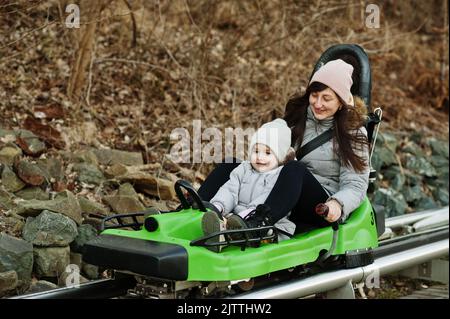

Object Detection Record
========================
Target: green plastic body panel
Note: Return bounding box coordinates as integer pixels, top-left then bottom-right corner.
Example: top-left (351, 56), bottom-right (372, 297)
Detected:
top-left (101, 197), bottom-right (378, 281)
top-left (334, 197), bottom-right (379, 254)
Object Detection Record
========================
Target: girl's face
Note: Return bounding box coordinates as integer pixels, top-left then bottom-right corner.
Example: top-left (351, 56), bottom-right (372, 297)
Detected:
top-left (309, 87), bottom-right (342, 120)
top-left (250, 143), bottom-right (279, 172)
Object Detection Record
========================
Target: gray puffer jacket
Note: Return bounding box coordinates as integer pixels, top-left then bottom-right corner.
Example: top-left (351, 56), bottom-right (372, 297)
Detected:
top-left (296, 106), bottom-right (370, 221)
top-left (210, 161), bottom-right (296, 240)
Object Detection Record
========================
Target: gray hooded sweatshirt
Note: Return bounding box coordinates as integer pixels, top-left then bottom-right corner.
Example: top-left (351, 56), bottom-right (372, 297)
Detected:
top-left (297, 106), bottom-right (370, 221)
top-left (210, 161), bottom-right (296, 240)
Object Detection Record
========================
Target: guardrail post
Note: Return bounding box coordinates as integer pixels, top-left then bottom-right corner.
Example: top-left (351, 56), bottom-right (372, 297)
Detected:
top-left (323, 279), bottom-right (356, 299)
top-left (398, 257), bottom-right (449, 285)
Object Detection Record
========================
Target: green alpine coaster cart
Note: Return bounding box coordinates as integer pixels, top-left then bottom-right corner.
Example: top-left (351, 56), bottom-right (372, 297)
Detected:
top-left (82, 44), bottom-right (384, 298)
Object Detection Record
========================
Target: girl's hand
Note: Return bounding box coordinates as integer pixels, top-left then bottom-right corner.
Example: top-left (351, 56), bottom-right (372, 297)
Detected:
top-left (324, 199), bottom-right (342, 223)
top-left (237, 207), bottom-right (255, 219)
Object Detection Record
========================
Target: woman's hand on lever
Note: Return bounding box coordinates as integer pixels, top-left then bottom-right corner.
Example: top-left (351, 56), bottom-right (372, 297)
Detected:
top-left (324, 199), bottom-right (342, 223)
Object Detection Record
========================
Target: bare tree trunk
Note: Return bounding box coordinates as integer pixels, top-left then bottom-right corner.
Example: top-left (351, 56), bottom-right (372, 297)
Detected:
top-left (67, 0), bottom-right (105, 101)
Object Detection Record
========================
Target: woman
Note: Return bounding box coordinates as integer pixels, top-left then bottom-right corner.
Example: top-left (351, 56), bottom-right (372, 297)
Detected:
top-left (198, 59), bottom-right (370, 232)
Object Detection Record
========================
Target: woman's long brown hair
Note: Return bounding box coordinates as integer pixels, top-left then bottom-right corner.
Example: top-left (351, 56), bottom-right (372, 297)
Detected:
top-left (283, 82), bottom-right (369, 172)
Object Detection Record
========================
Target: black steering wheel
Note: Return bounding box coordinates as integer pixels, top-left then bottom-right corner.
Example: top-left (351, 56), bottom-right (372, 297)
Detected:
top-left (174, 180), bottom-right (207, 212)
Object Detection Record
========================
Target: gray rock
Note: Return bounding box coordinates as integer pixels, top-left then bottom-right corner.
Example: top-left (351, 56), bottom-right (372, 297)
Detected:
top-left (415, 196), bottom-right (439, 211)
top-left (0, 145), bottom-right (22, 165)
top-left (401, 141), bottom-right (425, 157)
top-left (72, 150), bottom-right (99, 165)
top-left (404, 171), bottom-right (423, 186)
top-left (82, 263), bottom-right (99, 280)
top-left (81, 216), bottom-right (103, 231)
top-left (26, 280), bottom-right (58, 294)
top-left (15, 129), bottom-right (46, 156)
top-left (409, 131), bottom-right (423, 144)
top-left (373, 188), bottom-right (408, 217)
top-left (0, 187), bottom-right (16, 210)
top-left (33, 246), bottom-right (70, 278)
top-left (430, 155), bottom-right (449, 168)
top-left (103, 183), bottom-right (145, 213)
top-left (103, 183), bottom-right (146, 226)
top-left (36, 158), bottom-right (64, 182)
top-left (14, 190), bottom-right (83, 225)
top-left (1, 165), bottom-right (26, 192)
top-left (0, 270), bottom-right (18, 295)
top-left (382, 165), bottom-right (401, 179)
top-left (376, 132), bottom-right (399, 152)
top-left (373, 148), bottom-right (398, 169)
top-left (22, 210), bottom-right (78, 247)
top-left (57, 150), bottom-right (72, 162)
top-left (70, 224), bottom-right (97, 253)
top-left (429, 156), bottom-right (449, 188)
top-left (0, 215), bottom-right (25, 235)
top-left (0, 128), bottom-right (14, 138)
top-left (432, 187), bottom-right (449, 205)
top-left (118, 182), bottom-right (141, 197)
top-left (425, 176), bottom-right (447, 188)
top-left (15, 160), bottom-right (47, 186)
top-left (0, 233), bottom-right (33, 282)
top-left (78, 196), bottom-right (110, 216)
top-left (427, 138), bottom-right (449, 158)
top-left (93, 148), bottom-right (144, 166)
top-left (390, 174), bottom-right (406, 191)
top-left (73, 162), bottom-right (105, 185)
top-left (402, 184), bottom-right (423, 203)
top-left (405, 155), bottom-right (437, 177)
top-left (70, 252), bottom-right (82, 268)
top-left (440, 172), bottom-right (449, 188)
top-left (382, 166), bottom-right (405, 191)
top-left (15, 187), bottom-right (50, 201)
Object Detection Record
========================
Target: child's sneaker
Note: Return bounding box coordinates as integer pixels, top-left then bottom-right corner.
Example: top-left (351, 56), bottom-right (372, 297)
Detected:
top-left (226, 214), bottom-right (248, 240)
top-left (201, 211), bottom-right (226, 252)
top-left (227, 204), bottom-right (273, 246)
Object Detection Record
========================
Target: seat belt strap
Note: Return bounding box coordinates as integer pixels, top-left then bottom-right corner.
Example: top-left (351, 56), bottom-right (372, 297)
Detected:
top-left (297, 128), bottom-right (333, 160)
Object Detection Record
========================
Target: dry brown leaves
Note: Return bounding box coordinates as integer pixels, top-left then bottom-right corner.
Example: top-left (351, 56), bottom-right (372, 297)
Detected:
top-left (0, 0), bottom-right (448, 180)
top-left (23, 116), bottom-right (65, 149)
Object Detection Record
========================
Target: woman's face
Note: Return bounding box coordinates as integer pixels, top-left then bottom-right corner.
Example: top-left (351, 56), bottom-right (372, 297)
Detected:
top-left (309, 87), bottom-right (342, 120)
top-left (250, 143), bottom-right (278, 172)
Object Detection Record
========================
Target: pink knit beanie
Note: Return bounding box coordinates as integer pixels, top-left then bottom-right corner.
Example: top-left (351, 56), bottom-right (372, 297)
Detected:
top-left (309, 59), bottom-right (354, 106)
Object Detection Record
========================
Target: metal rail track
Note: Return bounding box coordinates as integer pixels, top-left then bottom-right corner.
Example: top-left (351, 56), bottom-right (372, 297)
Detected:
top-left (232, 239), bottom-right (448, 299)
top-left (8, 276), bottom-right (137, 300)
top-left (10, 208), bottom-right (449, 299)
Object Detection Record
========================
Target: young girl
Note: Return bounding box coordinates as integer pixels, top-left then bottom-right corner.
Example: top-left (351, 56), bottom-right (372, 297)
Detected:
top-left (202, 118), bottom-right (296, 252)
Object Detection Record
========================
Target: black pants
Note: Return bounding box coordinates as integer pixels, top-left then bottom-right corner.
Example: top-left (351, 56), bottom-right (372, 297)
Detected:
top-left (198, 159), bottom-right (330, 231)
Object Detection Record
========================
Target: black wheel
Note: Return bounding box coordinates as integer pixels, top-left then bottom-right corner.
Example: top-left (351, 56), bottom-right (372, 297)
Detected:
top-left (345, 248), bottom-right (374, 268)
